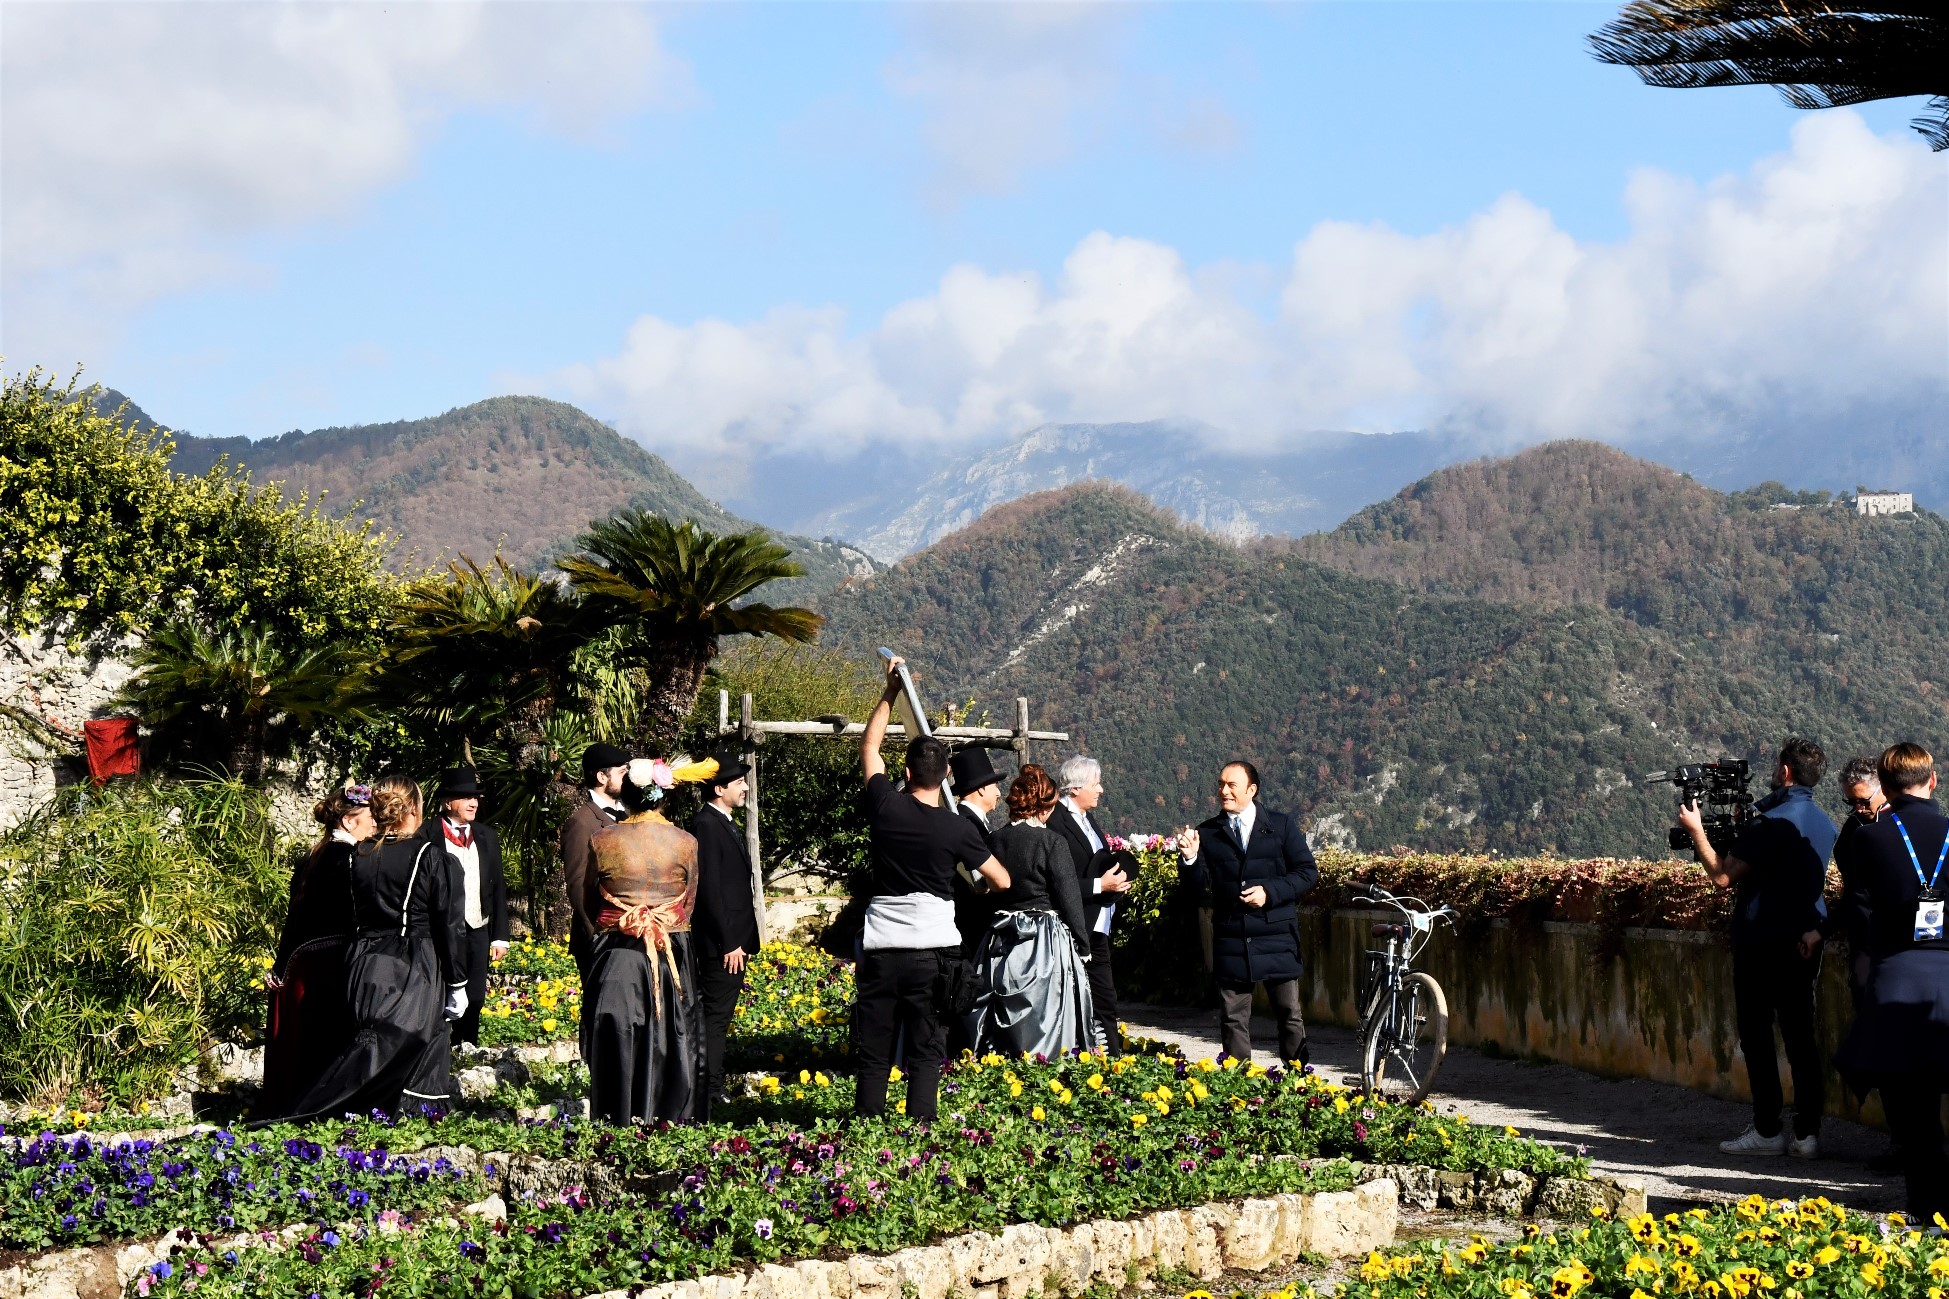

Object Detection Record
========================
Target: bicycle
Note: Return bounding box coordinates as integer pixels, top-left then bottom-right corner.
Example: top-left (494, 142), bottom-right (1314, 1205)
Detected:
top-left (1353, 883), bottom-right (1456, 1105)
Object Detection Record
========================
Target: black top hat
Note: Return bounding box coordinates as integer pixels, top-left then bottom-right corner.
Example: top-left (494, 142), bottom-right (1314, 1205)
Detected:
top-left (582, 742), bottom-right (630, 781)
top-left (439, 767), bottom-right (483, 799)
top-left (709, 752), bottom-right (752, 789)
top-left (948, 747), bottom-right (1004, 796)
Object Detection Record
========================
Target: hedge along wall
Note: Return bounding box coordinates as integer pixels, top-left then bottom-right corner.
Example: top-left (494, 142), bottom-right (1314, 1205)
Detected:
top-left (1295, 906), bottom-right (1869, 1125)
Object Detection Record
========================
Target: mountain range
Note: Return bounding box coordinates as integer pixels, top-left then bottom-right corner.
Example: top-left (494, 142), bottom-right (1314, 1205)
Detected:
top-left (799, 422), bottom-right (1464, 562)
top-left (729, 402), bottom-right (1947, 563)
top-left (99, 391), bottom-right (880, 603)
top-left (814, 442), bottom-right (1949, 856)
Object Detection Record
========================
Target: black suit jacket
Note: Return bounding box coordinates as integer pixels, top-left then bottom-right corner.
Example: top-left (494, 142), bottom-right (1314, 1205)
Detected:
top-left (426, 820), bottom-right (510, 944)
top-left (1051, 801), bottom-right (1137, 933)
top-left (690, 805), bottom-right (761, 962)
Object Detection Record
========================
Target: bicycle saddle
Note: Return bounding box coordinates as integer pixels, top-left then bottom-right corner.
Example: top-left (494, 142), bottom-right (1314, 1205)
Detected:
top-left (1371, 922), bottom-right (1406, 939)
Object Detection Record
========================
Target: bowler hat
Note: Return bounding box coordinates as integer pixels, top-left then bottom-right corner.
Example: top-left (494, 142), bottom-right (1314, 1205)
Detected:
top-left (582, 742), bottom-right (630, 780)
top-left (948, 747), bottom-right (1004, 796)
top-left (439, 767), bottom-right (483, 799)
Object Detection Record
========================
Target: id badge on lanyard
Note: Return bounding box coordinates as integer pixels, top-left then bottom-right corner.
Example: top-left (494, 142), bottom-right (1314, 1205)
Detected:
top-left (1890, 812), bottom-right (1949, 942)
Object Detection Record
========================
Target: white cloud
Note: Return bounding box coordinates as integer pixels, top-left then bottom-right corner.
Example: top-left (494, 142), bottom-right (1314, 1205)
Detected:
top-left (1, 1), bottom-right (680, 366)
top-left (547, 111), bottom-right (1946, 461)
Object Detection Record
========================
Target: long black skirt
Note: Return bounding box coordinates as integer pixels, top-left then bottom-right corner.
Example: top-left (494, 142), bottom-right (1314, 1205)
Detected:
top-left (581, 930), bottom-right (702, 1125)
top-left (256, 936), bottom-right (355, 1120)
top-left (1835, 948), bottom-right (1949, 1094)
top-left (286, 930), bottom-right (452, 1121)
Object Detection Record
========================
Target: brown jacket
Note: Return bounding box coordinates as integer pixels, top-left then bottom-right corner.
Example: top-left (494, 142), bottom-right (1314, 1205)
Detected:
top-left (560, 796), bottom-right (622, 947)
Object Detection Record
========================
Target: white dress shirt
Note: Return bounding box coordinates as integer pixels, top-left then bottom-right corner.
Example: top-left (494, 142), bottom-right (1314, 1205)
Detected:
top-left (445, 820), bottom-right (486, 930)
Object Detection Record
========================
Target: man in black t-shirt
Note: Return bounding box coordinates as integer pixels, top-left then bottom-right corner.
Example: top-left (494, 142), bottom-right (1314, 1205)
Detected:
top-left (853, 657), bottom-right (1009, 1121)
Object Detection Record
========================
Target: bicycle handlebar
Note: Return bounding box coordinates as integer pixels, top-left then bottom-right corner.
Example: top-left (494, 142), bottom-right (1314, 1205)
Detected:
top-left (1351, 882), bottom-right (1455, 963)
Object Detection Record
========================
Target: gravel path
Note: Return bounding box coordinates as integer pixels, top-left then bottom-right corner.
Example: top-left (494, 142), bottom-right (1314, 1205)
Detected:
top-left (1122, 1002), bottom-right (1903, 1214)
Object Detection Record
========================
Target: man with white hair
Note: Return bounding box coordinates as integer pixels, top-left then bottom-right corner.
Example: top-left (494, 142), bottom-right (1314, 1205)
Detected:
top-left (1050, 754), bottom-right (1135, 1054)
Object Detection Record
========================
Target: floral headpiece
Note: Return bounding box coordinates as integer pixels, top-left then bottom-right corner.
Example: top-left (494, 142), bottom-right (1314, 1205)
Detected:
top-left (343, 784), bottom-right (373, 807)
top-left (625, 756), bottom-right (721, 805)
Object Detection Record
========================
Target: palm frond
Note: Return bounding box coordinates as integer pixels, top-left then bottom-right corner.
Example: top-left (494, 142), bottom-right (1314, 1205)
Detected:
top-left (1590, 2), bottom-right (1949, 148)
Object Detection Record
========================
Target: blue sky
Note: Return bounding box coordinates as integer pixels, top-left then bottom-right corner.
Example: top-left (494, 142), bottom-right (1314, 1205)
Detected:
top-left (3, 2), bottom-right (1942, 483)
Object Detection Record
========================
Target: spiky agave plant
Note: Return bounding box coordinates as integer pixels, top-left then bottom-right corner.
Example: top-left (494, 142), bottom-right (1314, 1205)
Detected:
top-left (1591, 2), bottom-right (1949, 149)
top-left (560, 512), bottom-right (822, 752)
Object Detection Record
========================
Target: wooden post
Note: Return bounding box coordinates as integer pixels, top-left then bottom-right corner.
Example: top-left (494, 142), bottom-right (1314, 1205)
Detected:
top-left (741, 692), bottom-right (767, 944)
top-left (1014, 696), bottom-right (1032, 768)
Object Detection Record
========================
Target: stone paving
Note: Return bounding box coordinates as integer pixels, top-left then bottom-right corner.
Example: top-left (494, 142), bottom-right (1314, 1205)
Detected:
top-left (1122, 1002), bottom-right (1904, 1214)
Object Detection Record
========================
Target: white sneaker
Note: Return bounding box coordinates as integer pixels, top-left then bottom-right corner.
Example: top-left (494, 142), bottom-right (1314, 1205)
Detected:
top-left (1788, 1133), bottom-right (1820, 1160)
top-left (1719, 1126), bottom-right (1787, 1155)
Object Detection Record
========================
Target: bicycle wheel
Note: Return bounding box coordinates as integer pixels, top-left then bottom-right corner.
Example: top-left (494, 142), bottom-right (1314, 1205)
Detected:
top-left (1361, 972), bottom-right (1448, 1105)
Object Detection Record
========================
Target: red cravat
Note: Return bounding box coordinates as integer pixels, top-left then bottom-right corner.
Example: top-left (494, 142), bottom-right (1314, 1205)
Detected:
top-left (444, 820), bottom-right (473, 849)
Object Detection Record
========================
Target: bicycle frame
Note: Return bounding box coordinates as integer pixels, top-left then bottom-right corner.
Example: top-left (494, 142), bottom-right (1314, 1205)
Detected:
top-left (1354, 883), bottom-right (1456, 1102)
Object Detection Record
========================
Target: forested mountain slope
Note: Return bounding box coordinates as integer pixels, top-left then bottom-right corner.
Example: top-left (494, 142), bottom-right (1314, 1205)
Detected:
top-left (815, 470), bottom-right (1948, 857)
top-left (166, 396), bottom-right (878, 599)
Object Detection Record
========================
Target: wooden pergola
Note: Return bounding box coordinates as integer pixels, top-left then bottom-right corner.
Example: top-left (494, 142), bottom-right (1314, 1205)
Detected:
top-left (713, 689), bottom-right (1070, 941)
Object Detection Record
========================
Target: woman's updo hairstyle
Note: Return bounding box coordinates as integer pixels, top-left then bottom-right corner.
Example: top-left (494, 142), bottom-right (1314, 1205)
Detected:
top-left (1006, 763), bottom-right (1060, 822)
top-left (369, 773), bottom-right (423, 838)
top-left (312, 789), bottom-right (357, 832)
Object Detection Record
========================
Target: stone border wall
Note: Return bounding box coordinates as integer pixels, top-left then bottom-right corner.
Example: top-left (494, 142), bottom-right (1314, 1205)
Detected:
top-left (0, 1165), bottom-right (1656, 1299)
top-left (1297, 907), bottom-right (1870, 1125)
top-left (581, 1182), bottom-right (1400, 1299)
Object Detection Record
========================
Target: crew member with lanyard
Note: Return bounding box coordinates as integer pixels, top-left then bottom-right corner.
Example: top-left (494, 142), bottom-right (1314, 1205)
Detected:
top-left (1835, 742), bottom-right (1949, 1223)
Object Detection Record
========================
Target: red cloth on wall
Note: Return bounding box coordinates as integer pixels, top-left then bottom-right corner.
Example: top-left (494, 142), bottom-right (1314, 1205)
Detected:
top-left (83, 718), bottom-right (141, 785)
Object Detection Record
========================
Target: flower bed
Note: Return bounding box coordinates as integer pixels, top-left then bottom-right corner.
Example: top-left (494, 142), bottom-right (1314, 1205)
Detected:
top-left (478, 975), bottom-right (581, 1046)
top-left (726, 941), bottom-right (853, 1069)
top-left (1314, 1196), bottom-right (1946, 1299)
top-left (2, 1123), bottom-right (477, 1251)
top-left (482, 939), bottom-right (854, 1064)
top-left (4, 1047), bottom-right (1583, 1261)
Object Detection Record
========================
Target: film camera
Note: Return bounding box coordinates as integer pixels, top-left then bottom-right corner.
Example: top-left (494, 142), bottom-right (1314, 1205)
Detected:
top-left (1645, 759), bottom-right (1758, 853)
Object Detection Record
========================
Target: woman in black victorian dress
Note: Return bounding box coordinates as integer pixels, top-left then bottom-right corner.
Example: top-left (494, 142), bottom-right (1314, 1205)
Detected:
top-left (289, 774), bottom-right (467, 1119)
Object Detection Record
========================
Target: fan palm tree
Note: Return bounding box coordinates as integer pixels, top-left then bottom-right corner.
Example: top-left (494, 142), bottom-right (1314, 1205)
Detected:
top-left (560, 512), bottom-right (823, 751)
top-left (114, 621), bottom-right (375, 784)
top-left (1591, 3), bottom-right (1949, 149)
top-left (379, 555), bottom-right (597, 768)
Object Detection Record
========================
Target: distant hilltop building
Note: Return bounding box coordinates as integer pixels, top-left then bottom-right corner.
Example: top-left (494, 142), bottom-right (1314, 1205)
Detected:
top-left (1853, 490), bottom-right (1914, 517)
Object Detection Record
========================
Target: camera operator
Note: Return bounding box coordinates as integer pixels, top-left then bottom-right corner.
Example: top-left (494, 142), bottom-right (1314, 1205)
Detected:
top-left (1835, 743), bottom-right (1949, 1223)
top-left (1677, 737), bottom-right (1836, 1159)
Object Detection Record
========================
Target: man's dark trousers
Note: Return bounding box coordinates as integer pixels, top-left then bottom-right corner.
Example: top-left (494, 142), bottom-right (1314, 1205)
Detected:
top-left (1733, 943), bottom-right (1824, 1138)
top-left (1084, 933), bottom-right (1120, 1054)
top-left (454, 925), bottom-right (493, 1046)
top-left (1218, 979), bottom-right (1306, 1064)
top-left (696, 959), bottom-right (745, 1120)
top-left (1883, 1077), bottom-right (1949, 1221)
top-left (853, 948), bottom-right (948, 1120)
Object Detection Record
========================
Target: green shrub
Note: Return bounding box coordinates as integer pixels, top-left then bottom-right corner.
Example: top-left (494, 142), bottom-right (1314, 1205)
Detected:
top-left (0, 777), bottom-right (289, 1104)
